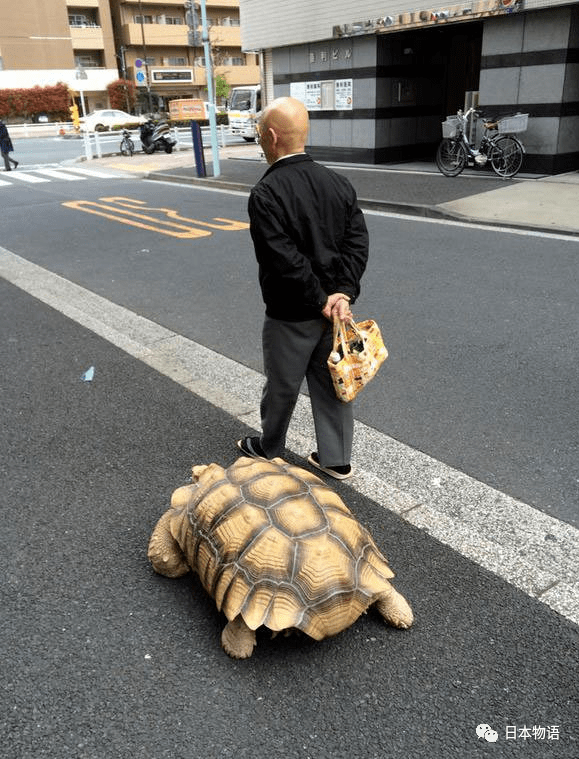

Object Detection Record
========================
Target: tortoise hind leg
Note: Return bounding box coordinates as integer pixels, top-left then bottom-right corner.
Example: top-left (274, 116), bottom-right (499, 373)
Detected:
top-left (221, 616), bottom-right (257, 659)
top-left (147, 509), bottom-right (190, 578)
top-left (375, 584), bottom-right (414, 629)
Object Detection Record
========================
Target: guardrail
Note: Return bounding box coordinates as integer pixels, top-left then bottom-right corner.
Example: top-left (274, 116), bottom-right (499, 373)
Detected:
top-left (8, 122), bottom-right (71, 139)
top-left (6, 121), bottom-right (237, 159)
top-left (81, 124), bottom-right (234, 160)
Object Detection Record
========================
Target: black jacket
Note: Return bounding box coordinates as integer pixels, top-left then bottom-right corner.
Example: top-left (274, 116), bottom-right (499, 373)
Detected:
top-left (248, 154), bottom-right (369, 321)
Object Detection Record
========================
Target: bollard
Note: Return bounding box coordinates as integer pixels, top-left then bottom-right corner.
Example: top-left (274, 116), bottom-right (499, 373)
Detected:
top-left (191, 121), bottom-right (206, 178)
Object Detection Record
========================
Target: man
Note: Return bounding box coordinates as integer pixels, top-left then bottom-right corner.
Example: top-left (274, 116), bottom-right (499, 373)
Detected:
top-left (237, 97), bottom-right (369, 479)
top-left (0, 120), bottom-right (18, 171)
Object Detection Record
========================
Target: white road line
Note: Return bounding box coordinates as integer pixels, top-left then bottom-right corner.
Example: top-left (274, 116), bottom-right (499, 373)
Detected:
top-left (0, 179), bottom-right (12, 186)
top-left (34, 168), bottom-right (85, 181)
top-left (0, 245), bottom-right (577, 625)
top-left (64, 166), bottom-right (123, 179)
top-left (364, 207), bottom-right (579, 243)
top-left (3, 172), bottom-right (49, 183)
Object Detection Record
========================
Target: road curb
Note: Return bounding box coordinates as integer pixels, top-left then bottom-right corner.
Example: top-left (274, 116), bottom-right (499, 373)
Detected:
top-left (144, 170), bottom-right (579, 237)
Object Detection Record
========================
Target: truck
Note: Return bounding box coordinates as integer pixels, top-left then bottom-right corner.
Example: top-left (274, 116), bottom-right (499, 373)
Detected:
top-left (227, 85), bottom-right (261, 141)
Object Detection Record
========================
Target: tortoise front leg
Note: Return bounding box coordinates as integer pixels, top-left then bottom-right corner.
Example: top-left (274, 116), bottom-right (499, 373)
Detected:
top-left (375, 584), bottom-right (414, 629)
top-left (221, 616), bottom-right (257, 659)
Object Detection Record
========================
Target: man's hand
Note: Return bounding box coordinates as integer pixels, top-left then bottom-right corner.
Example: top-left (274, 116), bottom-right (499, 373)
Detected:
top-left (322, 293), bottom-right (352, 322)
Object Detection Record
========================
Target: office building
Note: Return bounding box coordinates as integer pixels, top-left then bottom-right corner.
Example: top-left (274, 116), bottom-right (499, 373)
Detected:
top-left (240, 0), bottom-right (579, 173)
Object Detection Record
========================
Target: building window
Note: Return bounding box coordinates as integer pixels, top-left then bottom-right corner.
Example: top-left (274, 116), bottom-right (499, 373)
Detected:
top-left (167, 57), bottom-right (186, 66)
top-left (134, 15), bottom-right (153, 24)
top-left (165, 17), bottom-right (183, 25)
top-left (74, 53), bottom-right (102, 68)
top-left (69, 13), bottom-right (99, 27)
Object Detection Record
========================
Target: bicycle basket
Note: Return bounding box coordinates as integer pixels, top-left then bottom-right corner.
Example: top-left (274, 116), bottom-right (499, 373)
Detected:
top-left (498, 113), bottom-right (529, 134)
top-left (442, 117), bottom-right (460, 138)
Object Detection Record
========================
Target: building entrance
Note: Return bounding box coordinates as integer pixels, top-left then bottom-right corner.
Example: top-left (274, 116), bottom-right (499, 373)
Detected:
top-left (376, 22), bottom-right (482, 162)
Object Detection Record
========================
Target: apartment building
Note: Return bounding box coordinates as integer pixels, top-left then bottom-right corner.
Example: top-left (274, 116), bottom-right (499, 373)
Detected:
top-left (0, 0), bottom-right (118, 113)
top-left (109, 0), bottom-right (259, 110)
top-left (0, 0), bottom-right (259, 116)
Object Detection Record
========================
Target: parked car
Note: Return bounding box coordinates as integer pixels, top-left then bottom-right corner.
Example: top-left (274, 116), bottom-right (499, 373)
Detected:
top-left (80, 109), bottom-right (147, 132)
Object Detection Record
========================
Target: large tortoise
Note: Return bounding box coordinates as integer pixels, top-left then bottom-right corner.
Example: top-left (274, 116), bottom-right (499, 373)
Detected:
top-left (148, 457), bottom-right (413, 658)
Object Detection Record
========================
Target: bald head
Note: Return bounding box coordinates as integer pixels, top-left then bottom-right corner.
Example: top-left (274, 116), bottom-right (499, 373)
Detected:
top-left (258, 97), bottom-right (309, 164)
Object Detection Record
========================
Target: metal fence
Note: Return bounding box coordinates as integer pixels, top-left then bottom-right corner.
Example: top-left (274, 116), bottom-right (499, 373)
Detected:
top-left (82, 125), bottom-right (234, 160)
top-left (6, 122), bottom-right (236, 160)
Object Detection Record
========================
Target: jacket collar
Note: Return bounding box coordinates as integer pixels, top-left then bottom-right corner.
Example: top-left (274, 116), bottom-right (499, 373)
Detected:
top-left (263, 153), bottom-right (312, 177)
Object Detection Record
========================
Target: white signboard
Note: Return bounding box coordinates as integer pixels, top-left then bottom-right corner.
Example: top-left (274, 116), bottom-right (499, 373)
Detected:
top-left (290, 82), bottom-right (307, 104)
top-left (304, 81), bottom-right (322, 110)
top-left (335, 79), bottom-right (353, 110)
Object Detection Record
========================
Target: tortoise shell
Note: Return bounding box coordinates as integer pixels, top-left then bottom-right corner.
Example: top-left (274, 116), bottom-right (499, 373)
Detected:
top-left (158, 457), bottom-right (397, 640)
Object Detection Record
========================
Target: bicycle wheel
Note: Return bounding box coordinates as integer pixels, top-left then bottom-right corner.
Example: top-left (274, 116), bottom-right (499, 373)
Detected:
top-left (120, 137), bottom-right (134, 157)
top-left (490, 136), bottom-right (524, 178)
top-left (436, 139), bottom-right (467, 177)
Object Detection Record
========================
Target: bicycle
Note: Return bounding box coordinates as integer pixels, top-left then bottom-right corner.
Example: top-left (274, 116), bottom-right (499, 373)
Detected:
top-left (119, 128), bottom-right (135, 157)
top-left (436, 108), bottom-right (528, 178)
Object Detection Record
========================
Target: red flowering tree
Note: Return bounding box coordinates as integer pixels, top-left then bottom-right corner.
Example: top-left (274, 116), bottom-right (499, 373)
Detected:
top-left (0, 83), bottom-right (70, 121)
top-left (107, 79), bottom-right (136, 112)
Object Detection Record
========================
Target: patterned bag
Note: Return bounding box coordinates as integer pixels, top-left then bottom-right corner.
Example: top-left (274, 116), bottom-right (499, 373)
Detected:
top-left (327, 318), bottom-right (388, 403)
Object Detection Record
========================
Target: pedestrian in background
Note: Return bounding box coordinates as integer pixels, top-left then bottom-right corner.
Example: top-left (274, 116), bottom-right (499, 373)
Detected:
top-left (237, 96), bottom-right (369, 479)
top-left (0, 120), bottom-right (18, 171)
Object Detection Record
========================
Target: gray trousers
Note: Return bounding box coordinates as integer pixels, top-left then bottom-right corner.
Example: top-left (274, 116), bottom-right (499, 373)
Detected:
top-left (260, 316), bottom-right (353, 467)
top-left (2, 151), bottom-right (16, 170)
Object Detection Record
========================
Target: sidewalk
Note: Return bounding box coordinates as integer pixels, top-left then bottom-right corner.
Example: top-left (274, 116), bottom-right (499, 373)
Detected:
top-left (87, 141), bottom-right (579, 237)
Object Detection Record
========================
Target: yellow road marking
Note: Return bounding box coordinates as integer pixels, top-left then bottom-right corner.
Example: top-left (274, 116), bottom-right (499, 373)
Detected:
top-left (62, 196), bottom-right (249, 239)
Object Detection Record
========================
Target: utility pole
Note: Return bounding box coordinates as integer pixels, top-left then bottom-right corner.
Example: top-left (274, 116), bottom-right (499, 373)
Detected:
top-left (138, 0), bottom-right (153, 112)
top-left (186, 0), bottom-right (220, 177)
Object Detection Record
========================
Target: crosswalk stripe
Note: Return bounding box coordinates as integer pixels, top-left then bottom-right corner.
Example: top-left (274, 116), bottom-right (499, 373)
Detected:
top-left (4, 172), bottom-right (50, 183)
top-left (34, 168), bottom-right (85, 181)
top-left (0, 167), bottom-right (125, 186)
top-left (64, 166), bottom-right (121, 179)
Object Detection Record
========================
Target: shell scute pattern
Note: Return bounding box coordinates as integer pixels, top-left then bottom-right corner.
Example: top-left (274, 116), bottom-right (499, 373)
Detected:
top-left (271, 495), bottom-right (328, 538)
top-left (293, 533), bottom-right (356, 603)
top-left (179, 458), bottom-right (397, 637)
top-left (148, 457), bottom-right (414, 656)
top-left (211, 502), bottom-right (270, 563)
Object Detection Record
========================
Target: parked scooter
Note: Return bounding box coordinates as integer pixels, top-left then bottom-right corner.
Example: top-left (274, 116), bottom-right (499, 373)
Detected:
top-left (139, 118), bottom-right (177, 154)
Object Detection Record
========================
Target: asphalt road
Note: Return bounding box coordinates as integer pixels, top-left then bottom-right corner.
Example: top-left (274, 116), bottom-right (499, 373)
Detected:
top-left (2, 277), bottom-right (577, 758)
top-left (1, 174), bottom-right (577, 527)
top-left (1, 170), bottom-right (578, 757)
